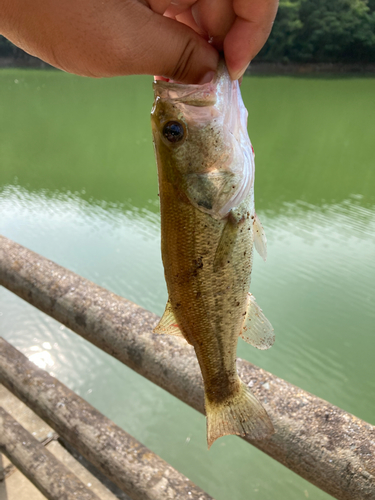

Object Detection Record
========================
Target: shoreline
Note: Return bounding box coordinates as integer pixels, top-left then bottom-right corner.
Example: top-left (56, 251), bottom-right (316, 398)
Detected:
top-left (247, 61), bottom-right (375, 75)
top-left (1, 55), bottom-right (375, 75)
top-left (0, 55), bottom-right (52, 69)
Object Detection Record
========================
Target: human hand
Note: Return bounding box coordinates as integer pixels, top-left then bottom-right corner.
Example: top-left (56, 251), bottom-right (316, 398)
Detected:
top-left (165, 0), bottom-right (279, 81)
top-left (0, 0), bottom-right (278, 83)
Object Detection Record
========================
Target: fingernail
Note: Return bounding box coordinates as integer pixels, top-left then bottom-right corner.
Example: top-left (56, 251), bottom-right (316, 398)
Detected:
top-left (231, 63), bottom-right (250, 82)
top-left (154, 75), bottom-right (169, 82)
top-left (198, 71), bottom-right (215, 84)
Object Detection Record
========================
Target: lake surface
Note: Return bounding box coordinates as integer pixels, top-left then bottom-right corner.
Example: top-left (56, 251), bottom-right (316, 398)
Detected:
top-left (0, 69), bottom-right (374, 500)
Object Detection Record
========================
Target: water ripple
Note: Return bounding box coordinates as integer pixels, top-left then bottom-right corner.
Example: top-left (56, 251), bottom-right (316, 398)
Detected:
top-left (1, 185), bottom-right (374, 500)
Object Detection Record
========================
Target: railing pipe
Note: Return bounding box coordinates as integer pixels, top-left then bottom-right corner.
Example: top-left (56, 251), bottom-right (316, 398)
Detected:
top-left (0, 234), bottom-right (374, 500)
top-left (0, 406), bottom-right (101, 500)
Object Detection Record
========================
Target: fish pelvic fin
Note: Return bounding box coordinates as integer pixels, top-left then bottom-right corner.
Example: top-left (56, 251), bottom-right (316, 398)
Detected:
top-left (253, 212), bottom-right (267, 261)
top-left (213, 208), bottom-right (247, 272)
top-left (240, 293), bottom-right (275, 350)
top-left (213, 212), bottom-right (239, 272)
top-left (205, 380), bottom-right (274, 449)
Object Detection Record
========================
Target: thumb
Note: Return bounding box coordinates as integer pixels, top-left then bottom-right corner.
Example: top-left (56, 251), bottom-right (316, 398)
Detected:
top-left (126, 9), bottom-right (219, 84)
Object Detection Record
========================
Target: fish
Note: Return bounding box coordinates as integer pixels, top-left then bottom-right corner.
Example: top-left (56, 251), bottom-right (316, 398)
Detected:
top-left (151, 61), bottom-right (275, 448)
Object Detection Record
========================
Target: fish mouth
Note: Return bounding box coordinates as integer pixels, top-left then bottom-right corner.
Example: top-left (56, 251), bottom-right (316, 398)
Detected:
top-left (153, 61), bottom-right (229, 108)
top-left (152, 61), bottom-right (249, 141)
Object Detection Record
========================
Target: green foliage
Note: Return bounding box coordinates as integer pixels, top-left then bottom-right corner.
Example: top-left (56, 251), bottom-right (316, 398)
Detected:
top-left (258, 0), bottom-right (375, 62)
top-left (259, 1), bottom-right (303, 63)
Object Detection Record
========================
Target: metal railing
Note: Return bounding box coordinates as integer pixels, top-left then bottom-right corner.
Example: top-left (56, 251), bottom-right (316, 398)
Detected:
top-left (0, 234), bottom-right (374, 500)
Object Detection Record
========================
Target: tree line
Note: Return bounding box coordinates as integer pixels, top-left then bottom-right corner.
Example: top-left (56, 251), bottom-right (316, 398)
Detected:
top-left (258, 0), bottom-right (375, 63)
top-left (1, 0), bottom-right (375, 64)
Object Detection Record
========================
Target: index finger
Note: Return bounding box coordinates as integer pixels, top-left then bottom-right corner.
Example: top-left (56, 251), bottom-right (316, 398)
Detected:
top-left (224, 0), bottom-right (279, 80)
top-left (191, 0), bottom-right (236, 50)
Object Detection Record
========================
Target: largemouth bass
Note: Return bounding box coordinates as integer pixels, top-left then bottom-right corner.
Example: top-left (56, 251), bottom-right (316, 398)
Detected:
top-left (151, 62), bottom-right (275, 448)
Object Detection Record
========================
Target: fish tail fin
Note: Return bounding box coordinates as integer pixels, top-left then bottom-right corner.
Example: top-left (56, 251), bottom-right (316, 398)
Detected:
top-left (205, 380), bottom-right (274, 449)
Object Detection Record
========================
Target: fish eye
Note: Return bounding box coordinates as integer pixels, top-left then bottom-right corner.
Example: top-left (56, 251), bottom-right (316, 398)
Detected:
top-left (162, 121), bottom-right (185, 143)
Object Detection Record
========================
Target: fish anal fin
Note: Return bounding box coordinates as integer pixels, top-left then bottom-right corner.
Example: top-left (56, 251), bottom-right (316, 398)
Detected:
top-left (154, 298), bottom-right (189, 343)
top-left (240, 293), bottom-right (275, 350)
top-left (253, 212), bottom-right (267, 261)
top-left (205, 380), bottom-right (274, 449)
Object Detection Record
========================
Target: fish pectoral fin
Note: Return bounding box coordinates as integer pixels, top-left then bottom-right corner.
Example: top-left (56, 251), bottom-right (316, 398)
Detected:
top-left (154, 299), bottom-right (189, 343)
top-left (240, 293), bottom-right (275, 350)
top-left (213, 210), bottom-right (241, 272)
top-left (253, 212), bottom-right (267, 261)
top-left (184, 170), bottom-right (239, 218)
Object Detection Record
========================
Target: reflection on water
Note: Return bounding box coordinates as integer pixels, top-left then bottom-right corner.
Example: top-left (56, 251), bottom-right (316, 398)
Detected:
top-left (1, 185), bottom-right (374, 500)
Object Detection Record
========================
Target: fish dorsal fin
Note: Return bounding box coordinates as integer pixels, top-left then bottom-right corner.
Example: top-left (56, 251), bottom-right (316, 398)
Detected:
top-left (154, 299), bottom-right (187, 341)
top-left (240, 293), bottom-right (275, 350)
top-left (253, 213), bottom-right (267, 261)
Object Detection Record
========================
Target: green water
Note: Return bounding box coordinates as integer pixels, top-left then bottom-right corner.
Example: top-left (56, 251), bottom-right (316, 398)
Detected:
top-left (0, 69), bottom-right (374, 500)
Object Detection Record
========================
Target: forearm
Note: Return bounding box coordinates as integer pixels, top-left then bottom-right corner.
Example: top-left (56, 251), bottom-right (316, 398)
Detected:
top-left (0, 0), bottom-right (119, 76)
top-left (0, 0), bottom-right (46, 56)
top-left (0, 0), bottom-right (218, 81)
